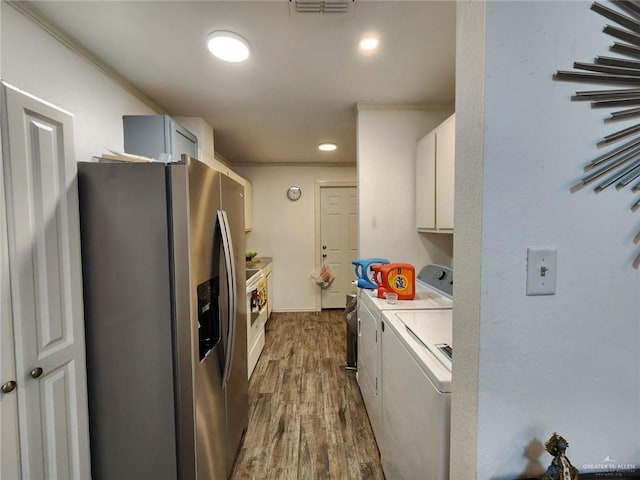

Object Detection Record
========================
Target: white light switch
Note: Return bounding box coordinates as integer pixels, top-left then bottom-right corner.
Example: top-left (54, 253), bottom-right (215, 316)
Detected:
top-left (526, 247), bottom-right (557, 296)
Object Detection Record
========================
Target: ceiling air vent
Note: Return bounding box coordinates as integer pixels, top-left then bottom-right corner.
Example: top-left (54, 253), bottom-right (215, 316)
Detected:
top-left (289, 0), bottom-right (354, 15)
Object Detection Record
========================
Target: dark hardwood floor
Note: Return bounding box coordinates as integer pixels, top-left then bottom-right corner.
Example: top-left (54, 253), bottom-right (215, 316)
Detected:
top-left (231, 310), bottom-right (385, 480)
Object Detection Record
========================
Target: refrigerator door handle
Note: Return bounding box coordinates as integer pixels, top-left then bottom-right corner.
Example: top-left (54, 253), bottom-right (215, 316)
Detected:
top-left (219, 210), bottom-right (236, 386)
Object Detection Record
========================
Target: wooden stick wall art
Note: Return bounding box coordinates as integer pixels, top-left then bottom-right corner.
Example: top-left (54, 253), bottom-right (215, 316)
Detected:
top-left (554, 1), bottom-right (640, 268)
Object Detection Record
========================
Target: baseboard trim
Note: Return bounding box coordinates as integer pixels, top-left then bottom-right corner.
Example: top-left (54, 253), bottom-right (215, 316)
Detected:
top-left (272, 308), bottom-right (320, 313)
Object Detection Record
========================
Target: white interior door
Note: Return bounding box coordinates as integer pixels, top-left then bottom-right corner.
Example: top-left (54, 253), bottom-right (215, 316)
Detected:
top-left (320, 186), bottom-right (358, 309)
top-left (2, 82), bottom-right (91, 480)
top-left (0, 108), bottom-right (21, 480)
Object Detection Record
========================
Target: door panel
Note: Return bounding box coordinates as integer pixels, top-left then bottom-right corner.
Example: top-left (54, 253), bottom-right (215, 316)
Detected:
top-left (2, 83), bottom-right (90, 479)
top-left (320, 186), bottom-right (358, 308)
top-left (28, 118), bottom-right (69, 353)
top-left (40, 364), bottom-right (74, 480)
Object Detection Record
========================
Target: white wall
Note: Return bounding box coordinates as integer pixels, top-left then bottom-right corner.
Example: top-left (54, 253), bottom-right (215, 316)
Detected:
top-left (1, 4), bottom-right (157, 161)
top-left (357, 108), bottom-right (454, 268)
top-left (450, 2), bottom-right (485, 479)
top-left (235, 164), bottom-right (357, 312)
top-left (454, 2), bottom-right (640, 479)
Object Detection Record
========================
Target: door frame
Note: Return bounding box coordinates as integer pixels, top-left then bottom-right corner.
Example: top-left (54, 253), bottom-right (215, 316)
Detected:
top-left (314, 181), bottom-right (358, 311)
top-left (0, 92), bottom-right (22, 480)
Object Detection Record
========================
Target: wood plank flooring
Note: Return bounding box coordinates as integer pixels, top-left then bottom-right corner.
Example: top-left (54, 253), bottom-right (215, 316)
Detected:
top-left (231, 310), bottom-right (385, 480)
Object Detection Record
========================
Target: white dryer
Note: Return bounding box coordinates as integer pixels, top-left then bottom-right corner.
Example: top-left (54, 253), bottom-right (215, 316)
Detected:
top-left (356, 265), bottom-right (453, 471)
top-left (381, 308), bottom-right (452, 480)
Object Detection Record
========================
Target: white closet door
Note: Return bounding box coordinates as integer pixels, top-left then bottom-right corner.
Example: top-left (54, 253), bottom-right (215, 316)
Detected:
top-left (2, 82), bottom-right (91, 480)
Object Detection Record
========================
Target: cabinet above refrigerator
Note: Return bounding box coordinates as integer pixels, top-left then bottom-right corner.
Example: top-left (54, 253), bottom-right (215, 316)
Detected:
top-left (123, 114), bottom-right (197, 162)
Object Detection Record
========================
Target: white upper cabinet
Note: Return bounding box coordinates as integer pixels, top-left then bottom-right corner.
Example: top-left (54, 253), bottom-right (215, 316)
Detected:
top-left (415, 113), bottom-right (455, 233)
top-left (226, 169), bottom-right (253, 232)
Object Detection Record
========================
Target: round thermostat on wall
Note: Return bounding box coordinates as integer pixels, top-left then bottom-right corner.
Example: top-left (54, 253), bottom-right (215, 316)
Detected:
top-left (286, 186), bottom-right (302, 201)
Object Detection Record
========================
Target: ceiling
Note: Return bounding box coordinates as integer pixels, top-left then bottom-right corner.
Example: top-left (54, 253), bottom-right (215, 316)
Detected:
top-left (25, 1), bottom-right (456, 165)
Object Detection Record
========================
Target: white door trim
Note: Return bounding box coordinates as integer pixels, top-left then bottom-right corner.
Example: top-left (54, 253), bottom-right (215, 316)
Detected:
top-left (0, 90), bottom-right (22, 480)
top-left (314, 181), bottom-right (358, 311)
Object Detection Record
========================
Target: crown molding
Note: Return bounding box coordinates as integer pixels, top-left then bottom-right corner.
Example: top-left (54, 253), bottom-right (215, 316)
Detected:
top-left (232, 161), bottom-right (357, 168)
top-left (355, 103), bottom-right (454, 112)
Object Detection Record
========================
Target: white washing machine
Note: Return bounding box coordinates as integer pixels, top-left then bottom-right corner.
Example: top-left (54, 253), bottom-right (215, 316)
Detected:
top-left (381, 308), bottom-right (452, 480)
top-left (358, 264), bottom-right (453, 314)
top-left (356, 264), bottom-right (453, 475)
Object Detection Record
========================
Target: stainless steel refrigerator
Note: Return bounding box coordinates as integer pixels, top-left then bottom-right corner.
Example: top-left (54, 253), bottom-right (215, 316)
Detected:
top-left (77, 156), bottom-right (248, 480)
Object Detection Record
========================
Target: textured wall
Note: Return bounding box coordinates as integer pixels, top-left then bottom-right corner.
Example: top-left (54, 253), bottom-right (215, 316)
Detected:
top-left (455, 2), bottom-right (640, 478)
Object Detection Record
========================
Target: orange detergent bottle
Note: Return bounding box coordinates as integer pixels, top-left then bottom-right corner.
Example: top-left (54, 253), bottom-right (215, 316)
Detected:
top-left (372, 263), bottom-right (415, 300)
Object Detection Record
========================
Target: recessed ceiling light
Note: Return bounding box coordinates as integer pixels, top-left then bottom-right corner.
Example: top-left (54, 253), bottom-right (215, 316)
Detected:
top-left (359, 35), bottom-right (379, 53)
top-left (207, 31), bottom-right (250, 63)
top-left (319, 143), bottom-right (337, 152)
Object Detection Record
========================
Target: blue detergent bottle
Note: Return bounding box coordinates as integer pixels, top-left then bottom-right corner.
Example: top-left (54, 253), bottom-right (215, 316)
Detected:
top-left (352, 258), bottom-right (389, 289)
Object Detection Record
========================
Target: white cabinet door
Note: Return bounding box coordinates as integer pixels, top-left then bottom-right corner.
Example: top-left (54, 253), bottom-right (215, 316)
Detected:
top-left (435, 114), bottom-right (455, 232)
top-left (356, 298), bottom-right (381, 441)
top-left (2, 82), bottom-right (91, 480)
top-left (415, 113), bottom-right (455, 233)
top-left (243, 177), bottom-right (252, 232)
top-left (0, 111), bottom-right (21, 480)
top-left (415, 129), bottom-right (436, 230)
top-left (225, 169), bottom-right (252, 232)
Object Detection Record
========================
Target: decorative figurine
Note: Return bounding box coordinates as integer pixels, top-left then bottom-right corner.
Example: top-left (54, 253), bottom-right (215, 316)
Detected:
top-left (539, 433), bottom-right (579, 480)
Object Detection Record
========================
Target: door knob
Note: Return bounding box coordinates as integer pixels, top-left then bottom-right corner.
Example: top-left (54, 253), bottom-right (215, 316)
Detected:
top-left (30, 367), bottom-right (43, 379)
top-left (322, 254), bottom-right (327, 258)
top-left (1, 380), bottom-right (17, 394)
top-left (322, 245), bottom-right (327, 250)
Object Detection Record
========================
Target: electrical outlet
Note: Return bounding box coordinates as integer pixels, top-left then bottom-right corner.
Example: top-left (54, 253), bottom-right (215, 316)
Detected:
top-left (526, 248), bottom-right (557, 296)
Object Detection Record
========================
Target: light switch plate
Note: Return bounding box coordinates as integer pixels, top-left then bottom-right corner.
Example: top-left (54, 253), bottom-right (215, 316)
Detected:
top-left (526, 247), bottom-right (557, 296)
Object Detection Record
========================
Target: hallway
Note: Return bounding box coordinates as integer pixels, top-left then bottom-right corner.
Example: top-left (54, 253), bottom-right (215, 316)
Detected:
top-left (231, 310), bottom-right (385, 480)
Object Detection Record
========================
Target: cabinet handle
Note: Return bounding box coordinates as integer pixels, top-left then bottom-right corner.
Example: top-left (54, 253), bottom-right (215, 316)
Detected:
top-left (30, 367), bottom-right (43, 379)
top-left (1, 380), bottom-right (17, 394)
top-left (322, 254), bottom-right (327, 258)
top-left (381, 321), bottom-right (385, 332)
top-left (357, 317), bottom-right (361, 336)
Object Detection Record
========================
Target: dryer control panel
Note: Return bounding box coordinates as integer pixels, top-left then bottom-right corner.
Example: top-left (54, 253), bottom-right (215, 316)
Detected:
top-left (417, 264), bottom-right (453, 298)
